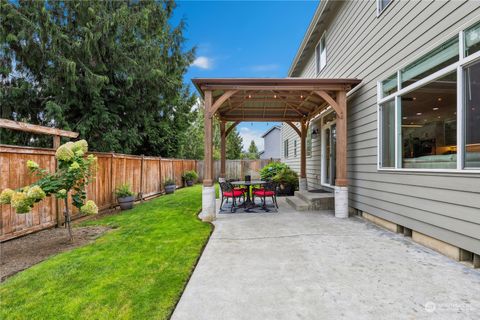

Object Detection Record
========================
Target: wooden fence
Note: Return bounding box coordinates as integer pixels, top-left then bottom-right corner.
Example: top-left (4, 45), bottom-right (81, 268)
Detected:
top-left (0, 144), bottom-right (277, 241)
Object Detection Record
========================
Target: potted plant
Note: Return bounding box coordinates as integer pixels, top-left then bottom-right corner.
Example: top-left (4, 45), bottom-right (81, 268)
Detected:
top-left (182, 170), bottom-right (198, 187)
top-left (164, 179), bottom-right (176, 194)
top-left (115, 183), bottom-right (135, 210)
top-left (272, 167), bottom-right (299, 196)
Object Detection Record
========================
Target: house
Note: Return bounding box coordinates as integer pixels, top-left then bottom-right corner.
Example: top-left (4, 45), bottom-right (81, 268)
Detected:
top-left (282, 1), bottom-right (480, 263)
top-left (259, 125), bottom-right (282, 159)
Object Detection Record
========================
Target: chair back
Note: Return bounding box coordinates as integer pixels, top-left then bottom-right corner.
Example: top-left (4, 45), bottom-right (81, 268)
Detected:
top-left (219, 181), bottom-right (235, 193)
top-left (263, 181), bottom-right (278, 192)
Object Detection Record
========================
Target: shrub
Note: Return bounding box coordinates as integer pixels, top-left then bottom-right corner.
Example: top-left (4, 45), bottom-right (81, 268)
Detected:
top-left (259, 162), bottom-right (289, 181)
top-left (164, 179), bottom-right (176, 186)
top-left (115, 184), bottom-right (134, 198)
top-left (182, 170), bottom-right (198, 181)
top-left (272, 167), bottom-right (299, 187)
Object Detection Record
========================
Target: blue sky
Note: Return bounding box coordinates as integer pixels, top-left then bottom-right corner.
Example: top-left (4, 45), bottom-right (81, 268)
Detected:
top-left (172, 1), bottom-right (318, 151)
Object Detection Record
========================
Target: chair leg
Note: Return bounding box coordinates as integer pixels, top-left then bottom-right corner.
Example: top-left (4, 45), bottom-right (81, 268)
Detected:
top-left (231, 197), bottom-right (236, 213)
top-left (220, 195), bottom-right (225, 211)
top-left (274, 195), bottom-right (278, 208)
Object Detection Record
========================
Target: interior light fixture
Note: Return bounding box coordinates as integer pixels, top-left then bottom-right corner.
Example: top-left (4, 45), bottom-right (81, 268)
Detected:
top-left (433, 107), bottom-right (439, 111)
top-left (438, 97), bottom-right (442, 101)
top-left (412, 97), bottom-right (417, 101)
top-left (416, 112), bottom-right (422, 115)
top-left (273, 95), bottom-right (277, 99)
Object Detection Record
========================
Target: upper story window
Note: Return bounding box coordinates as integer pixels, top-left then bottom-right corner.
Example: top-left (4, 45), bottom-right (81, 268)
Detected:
top-left (378, 21), bottom-right (480, 172)
top-left (315, 34), bottom-right (326, 74)
top-left (377, 0), bottom-right (393, 15)
top-left (284, 139), bottom-right (289, 158)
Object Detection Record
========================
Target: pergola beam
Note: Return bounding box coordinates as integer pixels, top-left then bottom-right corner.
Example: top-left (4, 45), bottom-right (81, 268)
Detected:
top-left (209, 90), bottom-right (238, 118)
top-left (285, 121), bottom-right (301, 137)
top-left (225, 121), bottom-right (240, 137)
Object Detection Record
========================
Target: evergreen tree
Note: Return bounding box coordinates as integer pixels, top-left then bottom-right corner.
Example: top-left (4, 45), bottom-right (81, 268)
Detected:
top-left (246, 140), bottom-right (260, 159)
top-left (176, 102), bottom-right (243, 160)
top-left (0, 0), bottom-right (196, 156)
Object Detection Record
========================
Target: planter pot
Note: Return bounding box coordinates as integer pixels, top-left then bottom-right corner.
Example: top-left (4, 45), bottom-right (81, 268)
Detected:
top-left (165, 184), bottom-right (176, 194)
top-left (186, 180), bottom-right (194, 187)
top-left (118, 195), bottom-right (134, 210)
top-left (277, 183), bottom-right (295, 196)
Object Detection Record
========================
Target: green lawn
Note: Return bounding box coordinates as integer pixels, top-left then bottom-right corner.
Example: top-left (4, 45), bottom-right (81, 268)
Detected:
top-left (0, 185), bottom-right (212, 320)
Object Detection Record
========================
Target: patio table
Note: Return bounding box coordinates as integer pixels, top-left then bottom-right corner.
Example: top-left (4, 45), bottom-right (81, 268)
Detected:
top-left (231, 180), bottom-right (267, 211)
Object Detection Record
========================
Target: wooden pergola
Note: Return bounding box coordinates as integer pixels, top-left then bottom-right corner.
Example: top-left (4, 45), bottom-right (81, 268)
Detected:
top-left (192, 78), bottom-right (361, 221)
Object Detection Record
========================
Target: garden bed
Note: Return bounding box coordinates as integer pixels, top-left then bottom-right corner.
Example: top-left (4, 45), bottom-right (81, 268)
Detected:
top-left (1, 226), bottom-right (110, 282)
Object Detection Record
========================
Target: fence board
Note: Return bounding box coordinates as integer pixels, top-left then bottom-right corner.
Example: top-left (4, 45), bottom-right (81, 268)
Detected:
top-left (0, 143), bottom-right (276, 241)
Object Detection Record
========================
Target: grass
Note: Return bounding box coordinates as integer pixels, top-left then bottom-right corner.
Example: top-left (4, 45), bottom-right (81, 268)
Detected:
top-left (0, 185), bottom-right (212, 320)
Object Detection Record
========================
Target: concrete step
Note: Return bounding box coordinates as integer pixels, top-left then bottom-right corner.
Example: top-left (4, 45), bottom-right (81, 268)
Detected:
top-left (285, 196), bottom-right (310, 211)
top-left (294, 190), bottom-right (335, 210)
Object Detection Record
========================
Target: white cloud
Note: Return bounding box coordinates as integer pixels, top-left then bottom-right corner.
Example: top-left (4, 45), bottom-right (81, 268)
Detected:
top-left (191, 56), bottom-right (213, 69)
top-left (239, 127), bottom-right (264, 152)
top-left (249, 64), bottom-right (279, 72)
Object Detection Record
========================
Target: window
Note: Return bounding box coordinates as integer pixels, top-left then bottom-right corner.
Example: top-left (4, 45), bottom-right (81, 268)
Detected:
top-left (464, 60), bottom-right (480, 168)
top-left (378, 21), bottom-right (480, 171)
top-left (400, 37), bottom-right (459, 88)
top-left (294, 140), bottom-right (297, 157)
top-left (465, 21), bottom-right (480, 57)
top-left (400, 73), bottom-right (457, 169)
top-left (307, 126), bottom-right (312, 157)
top-left (316, 34), bottom-right (326, 74)
top-left (377, 0), bottom-right (393, 15)
top-left (381, 73), bottom-right (398, 97)
top-left (284, 139), bottom-right (289, 158)
top-left (380, 100), bottom-right (396, 168)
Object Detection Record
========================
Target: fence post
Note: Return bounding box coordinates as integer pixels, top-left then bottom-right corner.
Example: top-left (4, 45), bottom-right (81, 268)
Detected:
top-left (110, 152), bottom-right (115, 209)
top-left (139, 154), bottom-right (144, 202)
top-left (159, 157), bottom-right (162, 194)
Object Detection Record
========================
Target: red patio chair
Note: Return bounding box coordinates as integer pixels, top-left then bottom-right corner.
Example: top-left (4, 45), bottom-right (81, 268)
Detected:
top-left (220, 181), bottom-right (245, 212)
top-left (252, 181), bottom-right (278, 209)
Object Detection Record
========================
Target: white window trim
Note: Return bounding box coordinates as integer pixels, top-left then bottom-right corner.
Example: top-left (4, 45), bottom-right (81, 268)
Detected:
top-left (377, 0), bottom-right (393, 17)
top-left (315, 32), bottom-right (327, 75)
top-left (377, 27), bottom-right (480, 174)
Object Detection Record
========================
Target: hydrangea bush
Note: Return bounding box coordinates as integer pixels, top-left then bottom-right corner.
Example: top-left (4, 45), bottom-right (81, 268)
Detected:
top-left (0, 140), bottom-right (98, 241)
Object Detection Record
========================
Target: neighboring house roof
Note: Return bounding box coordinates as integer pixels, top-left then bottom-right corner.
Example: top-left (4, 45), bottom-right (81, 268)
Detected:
top-left (261, 125), bottom-right (281, 138)
top-left (288, 0), bottom-right (335, 77)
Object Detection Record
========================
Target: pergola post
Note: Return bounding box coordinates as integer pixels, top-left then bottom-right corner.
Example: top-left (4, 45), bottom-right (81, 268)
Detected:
top-left (200, 90), bottom-right (216, 222)
top-left (299, 120), bottom-right (308, 191)
top-left (334, 90), bottom-right (348, 218)
top-left (220, 121), bottom-right (226, 179)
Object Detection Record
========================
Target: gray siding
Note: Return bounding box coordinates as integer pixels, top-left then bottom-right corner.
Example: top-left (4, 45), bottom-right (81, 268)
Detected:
top-left (284, 0), bottom-right (480, 255)
top-left (261, 128), bottom-right (282, 159)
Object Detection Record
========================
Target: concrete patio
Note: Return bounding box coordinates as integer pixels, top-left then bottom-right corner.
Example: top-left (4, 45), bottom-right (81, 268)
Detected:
top-left (172, 198), bottom-right (480, 320)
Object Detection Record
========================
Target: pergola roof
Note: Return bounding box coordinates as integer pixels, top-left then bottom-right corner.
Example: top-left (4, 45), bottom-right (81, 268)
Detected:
top-left (192, 78), bottom-right (361, 122)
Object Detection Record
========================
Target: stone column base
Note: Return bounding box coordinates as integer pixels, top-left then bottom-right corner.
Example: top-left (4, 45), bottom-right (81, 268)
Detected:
top-left (334, 186), bottom-right (348, 218)
top-left (299, 178), bottom-right (308, 191)
top-left (200, 186), bottom-right (216, 222)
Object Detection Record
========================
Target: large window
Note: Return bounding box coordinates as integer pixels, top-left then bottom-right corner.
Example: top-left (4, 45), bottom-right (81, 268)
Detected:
top-left (378, 21), bottom-right (480, 171)
top-left (464, 61), bottom-right (480, 168)
top-left (380, 100), bottom-right (395, 168)
top-left (401, 73), bottom-right (457, 169)
top-left (315, 34), bottom-right (326, 74)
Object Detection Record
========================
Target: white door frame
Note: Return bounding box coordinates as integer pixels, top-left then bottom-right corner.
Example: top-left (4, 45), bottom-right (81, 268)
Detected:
top-left (321, 111), bottom-right (337, 188)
